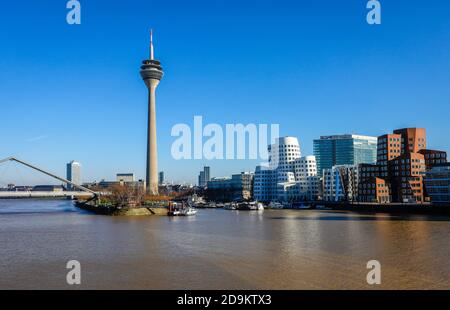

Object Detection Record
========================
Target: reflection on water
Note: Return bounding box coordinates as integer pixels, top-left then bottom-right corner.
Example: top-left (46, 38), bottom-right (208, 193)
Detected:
top-left (0, 199), bottom-right (449, 289)
top-left (0, 199), bottom-right (79, 214)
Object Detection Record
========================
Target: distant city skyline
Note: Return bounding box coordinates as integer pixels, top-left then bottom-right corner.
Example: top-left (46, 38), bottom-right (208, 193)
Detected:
top-left (1, 1), bottom-right (450, 184)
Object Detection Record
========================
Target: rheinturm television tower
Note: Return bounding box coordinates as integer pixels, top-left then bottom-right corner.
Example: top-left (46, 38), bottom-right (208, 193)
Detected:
top-left (140, 30), bottom-right (163, 195)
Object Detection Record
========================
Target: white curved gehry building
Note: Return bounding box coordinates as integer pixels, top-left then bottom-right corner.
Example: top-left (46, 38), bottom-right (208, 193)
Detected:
top-left (294, 155), bottom-right (320, 201)
top-left (254, 137), bottom-right (319, 202)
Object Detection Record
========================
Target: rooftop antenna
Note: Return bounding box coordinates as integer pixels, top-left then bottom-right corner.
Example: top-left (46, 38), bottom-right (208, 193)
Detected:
top-left (150, 29), bottom-right (154, 60)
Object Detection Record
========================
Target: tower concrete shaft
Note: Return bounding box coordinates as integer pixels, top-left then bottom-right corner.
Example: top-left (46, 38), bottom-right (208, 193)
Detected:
top-left (140, 30), bottom-right (163, 195)
top-left (146, 79), bottom-right (159, 195)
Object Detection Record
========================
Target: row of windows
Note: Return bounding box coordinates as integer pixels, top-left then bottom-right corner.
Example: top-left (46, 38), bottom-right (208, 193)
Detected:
top-left (424, 153), bottom-right (446, 159)
top-left (378, 137), bottom-right (401, 143)
top-left (378, 148), bottom-right (401, 154)
top-left (358, 190), bottom-right (390, 195)
top-left (392, 158), bottom-right (424, 164)
top-left (392, 171), bottom-right (423, 176)
top-left (401, 189), bottom-right (422, 194)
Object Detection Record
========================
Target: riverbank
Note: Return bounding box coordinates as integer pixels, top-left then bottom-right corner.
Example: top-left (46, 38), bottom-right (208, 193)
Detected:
top-left (75, 201), bottom-right (168, 216)
top-left (314, 202), bottom-right (450, 215)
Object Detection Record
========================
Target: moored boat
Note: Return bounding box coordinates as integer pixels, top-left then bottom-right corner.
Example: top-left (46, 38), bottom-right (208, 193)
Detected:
top-left (179, 207), bottom-right (198, 216)
top-left (223, 203), bottom-right (236, 210)
top-left (235, 201), bottom-right (264, 211)
top-left (268, 201), bottom-right (283, 209)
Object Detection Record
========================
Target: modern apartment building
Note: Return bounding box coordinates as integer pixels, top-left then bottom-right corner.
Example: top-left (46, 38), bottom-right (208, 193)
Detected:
top-left (322, 165), bottom-right (359, 202)
top-left (418, 149), bottom-right (448, 170)
top-left (357, 163), bottom-right (391, 203)
top-left (358, 177), bottom-right (391, 203)
top-left (253, 165), bottom-right (275, 202)
top-left (388, 153), bottom-right (426, 203)
top-left (379, 128), bottom-right (429, 203)
top-left (313, 134), bottom-right (377, 174)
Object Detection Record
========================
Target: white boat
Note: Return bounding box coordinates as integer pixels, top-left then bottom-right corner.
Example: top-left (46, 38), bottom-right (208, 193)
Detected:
top-left (257, 202), bottom-right (265, 210)
top-left (223, 203), bottom-right (236, 210)
top-left (268, 201), bottom-right (283, 209)
top-left (179, 207), bottom-right (198, 216)
top-left (234, 201), bottom-right (264, 211)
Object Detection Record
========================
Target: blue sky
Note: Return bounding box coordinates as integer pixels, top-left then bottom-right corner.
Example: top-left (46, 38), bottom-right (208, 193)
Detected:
top-left (1, 0), bottom-right (449, 185)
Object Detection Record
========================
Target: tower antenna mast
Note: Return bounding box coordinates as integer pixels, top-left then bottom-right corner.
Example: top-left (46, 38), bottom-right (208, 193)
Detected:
top-left (150, 29), bottom-right (154, 60)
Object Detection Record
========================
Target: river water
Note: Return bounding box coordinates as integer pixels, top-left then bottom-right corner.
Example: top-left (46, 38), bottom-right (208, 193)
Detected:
top-left (0, 199), bottom-right (449, 290)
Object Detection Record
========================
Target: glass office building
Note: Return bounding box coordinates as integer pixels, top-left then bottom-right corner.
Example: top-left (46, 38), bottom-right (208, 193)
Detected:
top-left (313, 135), bottom-right (377, 174)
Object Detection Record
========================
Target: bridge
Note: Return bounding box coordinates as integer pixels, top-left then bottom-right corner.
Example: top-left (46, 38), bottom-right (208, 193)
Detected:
top-left (0, 191), bottom-right (94, 199)
top-left (0, 157), bottom-right (98, 200)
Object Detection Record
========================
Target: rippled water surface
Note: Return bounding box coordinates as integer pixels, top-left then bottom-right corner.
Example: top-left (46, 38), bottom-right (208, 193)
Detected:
top-left (0, 199), bottom-right (449, 289)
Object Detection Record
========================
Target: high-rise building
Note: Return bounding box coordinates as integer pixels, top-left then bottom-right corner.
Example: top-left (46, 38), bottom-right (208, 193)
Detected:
top-left (159, 171), bottom-right (165, 185)
top-left (378, 128), bottom-right (428, 203)
top-left (197, 166), bottom-right (211, 187)
top-left (313, 134), bottom-right (377, 174)
top-left (140, 30), bottom-right (164, 195)
top-left (198, 171), bottom-right (205, 187)
top-left (204, 166), bottom-right (211, 184)
top-left (66, 161), bottom-right (81, 190)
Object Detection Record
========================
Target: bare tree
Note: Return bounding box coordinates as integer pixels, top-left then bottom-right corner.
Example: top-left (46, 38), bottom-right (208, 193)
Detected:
top-left (108, 184), bottom-right (145, 208)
